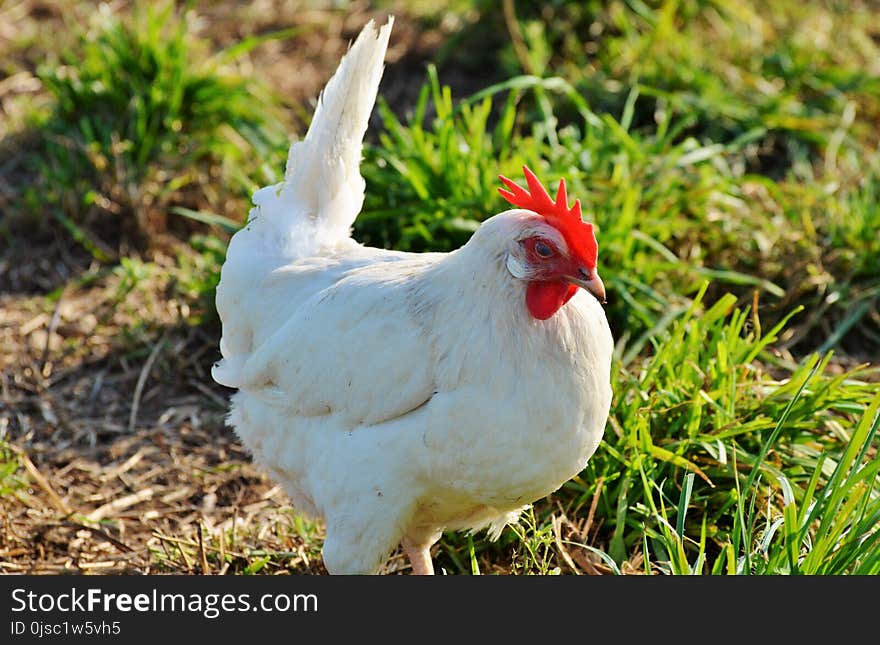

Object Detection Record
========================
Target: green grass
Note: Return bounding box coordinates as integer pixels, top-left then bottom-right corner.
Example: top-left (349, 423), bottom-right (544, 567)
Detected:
top-left (19, 1), bottom-right (288, 254)
top-left (0, 442), bottom-right (23, 497)
top-left (590, 286), bottom-right (879, 573)
top-left (470, 0), bottom-right (880, 162)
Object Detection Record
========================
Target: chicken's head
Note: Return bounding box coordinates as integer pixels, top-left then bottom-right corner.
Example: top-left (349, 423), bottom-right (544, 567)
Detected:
top-left (498, 165), bottom-right (605, 320)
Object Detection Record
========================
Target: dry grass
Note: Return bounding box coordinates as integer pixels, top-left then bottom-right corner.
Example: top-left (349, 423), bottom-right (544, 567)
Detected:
top-left (0, 248), bottom-right (323, 575)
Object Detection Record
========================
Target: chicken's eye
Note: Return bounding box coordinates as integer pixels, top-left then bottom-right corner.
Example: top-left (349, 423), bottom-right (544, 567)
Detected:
top-left (535, 240), bottom-right (554, 258)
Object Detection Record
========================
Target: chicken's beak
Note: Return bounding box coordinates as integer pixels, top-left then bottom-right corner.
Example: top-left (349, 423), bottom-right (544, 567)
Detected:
top-left (567, 269), bottom-right (607, 304)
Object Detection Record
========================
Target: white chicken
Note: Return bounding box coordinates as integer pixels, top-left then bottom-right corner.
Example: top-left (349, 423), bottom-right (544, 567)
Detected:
top-left (212, 17), bottom-right (613, 574)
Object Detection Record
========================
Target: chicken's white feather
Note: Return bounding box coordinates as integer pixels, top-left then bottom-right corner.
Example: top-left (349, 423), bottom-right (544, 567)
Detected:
top-left (224, 17), bottom-right (392, 263)
top-left (212, 18), bottom-right (614, 575)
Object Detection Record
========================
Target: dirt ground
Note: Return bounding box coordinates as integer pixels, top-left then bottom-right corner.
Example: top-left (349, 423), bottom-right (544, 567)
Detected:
top-left (0, 1), bottom-right (507, 576)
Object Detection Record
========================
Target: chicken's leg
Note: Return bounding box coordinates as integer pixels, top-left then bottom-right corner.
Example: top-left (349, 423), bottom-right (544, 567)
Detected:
top-left (402, 536), bottom-right (434, 575)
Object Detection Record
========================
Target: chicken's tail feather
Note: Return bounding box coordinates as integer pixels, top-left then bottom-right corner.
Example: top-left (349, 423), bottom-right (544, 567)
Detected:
top-left (241, 17), bottom-right (393, 260)
top-left (213, 19), bottom-right (392, 387)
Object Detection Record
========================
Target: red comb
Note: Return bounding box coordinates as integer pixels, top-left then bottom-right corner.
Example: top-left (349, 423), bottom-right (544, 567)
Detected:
top-left (498, 165), bottom-right (598, 268)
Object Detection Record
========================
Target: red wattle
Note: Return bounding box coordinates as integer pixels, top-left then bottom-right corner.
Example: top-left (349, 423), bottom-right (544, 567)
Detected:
top-left (526, 282), bottom-right (578, 320)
